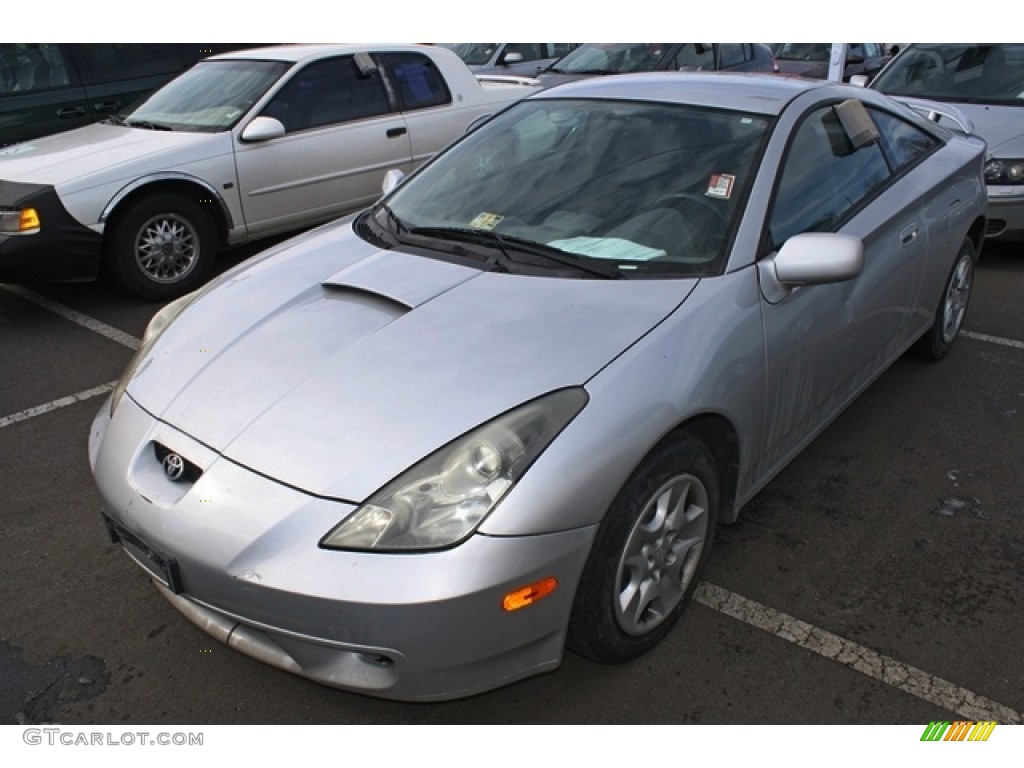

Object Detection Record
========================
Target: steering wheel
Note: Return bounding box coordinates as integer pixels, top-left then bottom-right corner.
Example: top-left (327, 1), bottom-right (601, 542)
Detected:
top-left (652, 193), bottom-right (729, 227)
top-left (648, 193), bottom-right (730, 262)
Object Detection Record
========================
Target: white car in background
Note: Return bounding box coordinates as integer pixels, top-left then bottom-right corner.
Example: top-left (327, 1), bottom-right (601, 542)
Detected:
top-left (0, 44), bottom-right (537, 299)
top-left (444, 44), bottom-right (578, 77)
top-left (869, 43), bottom-right (1024, 242)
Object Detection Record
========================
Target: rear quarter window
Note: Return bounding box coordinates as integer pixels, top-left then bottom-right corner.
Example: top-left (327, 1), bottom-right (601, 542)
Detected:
top-left (381, 52), bottom-right (452, 111)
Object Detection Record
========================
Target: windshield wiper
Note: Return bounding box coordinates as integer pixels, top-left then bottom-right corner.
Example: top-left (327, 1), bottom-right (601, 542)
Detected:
top-left (124, 119), bottom-right (174, 131)
top-left (409, 227), bottom-right (624, 279)
top-left (379, 204), bottom-right (408, 237)
top-left (102, 115), bottom-right (127, 126)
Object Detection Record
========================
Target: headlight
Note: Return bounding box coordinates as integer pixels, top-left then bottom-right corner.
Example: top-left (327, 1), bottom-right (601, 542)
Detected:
top-left (321, 388), bottom-right (589, 552)
top-left (110, 290), bottom-right (199, 415)
top-left (984, 158), bottom-right (1024, 185)
top-left (0, 208), bottom-right (40, 234)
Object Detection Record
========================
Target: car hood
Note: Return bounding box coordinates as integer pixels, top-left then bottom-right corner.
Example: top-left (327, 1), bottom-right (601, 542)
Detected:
top-left (128, 221), bottom-right (697, 501)
top-left (887, 97), bottom-right (1024, 156)
top-left (0, 123), bottom-right (223, 189)
top-left (950, 103), bottom-right (1024, 156)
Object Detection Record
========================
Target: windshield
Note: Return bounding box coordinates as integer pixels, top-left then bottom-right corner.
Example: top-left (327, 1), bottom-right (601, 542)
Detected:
top-left (450, 44), bottom-right (499, 66)
top-left (379, 98), bottom-right (769, 277)
top-left (775, 43), bottom-right (832, 62)
top-left (872, 44), bottom-right (1024, 105)
top-left (126, 59), bottom-right (291, 132)
top-left (550, 44), bottom-right (674, 74)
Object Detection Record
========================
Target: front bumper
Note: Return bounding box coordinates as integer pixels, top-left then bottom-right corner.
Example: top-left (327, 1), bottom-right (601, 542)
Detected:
top-left (0, 180), bottom-right (102, 282)
top-left (89, 394), bottom-right (596, 701)
top-left (985, 184), bottom-right (1024, 241)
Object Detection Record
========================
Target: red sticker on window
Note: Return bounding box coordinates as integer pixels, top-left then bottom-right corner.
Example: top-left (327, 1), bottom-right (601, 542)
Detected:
top-left (706, 174), bottom-right (735, 199)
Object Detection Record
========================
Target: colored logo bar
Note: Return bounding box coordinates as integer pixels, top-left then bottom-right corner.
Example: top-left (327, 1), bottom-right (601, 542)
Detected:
top-left (921, 721), bottom-right (997, 742)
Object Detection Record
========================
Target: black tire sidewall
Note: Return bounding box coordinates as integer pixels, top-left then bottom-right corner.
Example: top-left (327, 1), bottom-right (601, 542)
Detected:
top-left (914, 238), bottom-right (975, 361)
top-left (568, 432), bottom-right (720, 664)
top-left (105, 193), bottom-right (216, 301)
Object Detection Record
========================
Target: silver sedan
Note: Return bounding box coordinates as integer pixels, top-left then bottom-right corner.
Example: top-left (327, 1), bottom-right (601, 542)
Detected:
top-left (89, 72), bottom-right (987, 701)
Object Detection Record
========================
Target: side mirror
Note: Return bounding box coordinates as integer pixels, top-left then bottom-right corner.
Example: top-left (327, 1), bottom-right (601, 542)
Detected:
top-left (502, 52), bottom-right (524, 65)
top-left (240, 116), bottom-right (285, 143)
top-left (381, 169), bottom-right (405, 196)
top-left (849, 74), bottom-right (869, 88)
top-left (759, 233), bottom-right (863, 303)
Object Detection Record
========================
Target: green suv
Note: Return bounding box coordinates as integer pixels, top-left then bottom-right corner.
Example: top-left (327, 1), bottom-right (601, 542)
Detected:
top-left (0, 43), bottom-right (256, 146)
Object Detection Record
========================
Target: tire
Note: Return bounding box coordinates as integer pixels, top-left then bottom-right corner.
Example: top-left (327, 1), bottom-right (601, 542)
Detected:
top-left (913, 238), bottom-right (975, 361)
top-left (568, 432), bottom-right (719, 664)
top-left (105, 193), bottom-right (217, 301)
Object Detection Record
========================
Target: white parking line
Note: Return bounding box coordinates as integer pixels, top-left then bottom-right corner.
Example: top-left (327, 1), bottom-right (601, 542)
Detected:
top-left (1, 285), bottom-right (140, 350)
top-left (0, 381), bottom-right (116, 430)
top-left (962, 330), bottom-right (1024, 350)
top-left (696, 582), bottom-right (1023, 724)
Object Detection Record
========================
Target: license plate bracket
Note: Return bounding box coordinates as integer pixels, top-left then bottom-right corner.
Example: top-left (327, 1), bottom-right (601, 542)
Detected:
top-left (103, 514), bottom-right (184, 594)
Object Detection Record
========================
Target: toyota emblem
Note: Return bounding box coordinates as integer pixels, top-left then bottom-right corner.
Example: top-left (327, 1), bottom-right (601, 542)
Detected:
top-left (163, 452), bottom-right (186, 482)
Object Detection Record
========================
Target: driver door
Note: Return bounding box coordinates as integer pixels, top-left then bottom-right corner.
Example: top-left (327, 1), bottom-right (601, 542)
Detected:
top-left (233, 54), bottom-right (413, 239)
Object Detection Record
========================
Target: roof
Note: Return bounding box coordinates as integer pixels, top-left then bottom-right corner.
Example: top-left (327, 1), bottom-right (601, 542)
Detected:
top-left (531, 71), bottom-right (823, 117)
top-left (208, 43), bottom-right (441, 65)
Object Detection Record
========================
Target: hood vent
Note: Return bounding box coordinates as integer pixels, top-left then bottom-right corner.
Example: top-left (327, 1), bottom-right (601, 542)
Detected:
top-left (322, 249), bottom-right (479, 310)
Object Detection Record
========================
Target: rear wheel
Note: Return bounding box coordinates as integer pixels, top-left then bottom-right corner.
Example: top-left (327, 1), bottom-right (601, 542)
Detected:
top-left (568, 432), bottom-right (719, 664)
top-left (913, 238), bottom-right (975, 360)
top-left (105, 193), bottom-right (217, 301)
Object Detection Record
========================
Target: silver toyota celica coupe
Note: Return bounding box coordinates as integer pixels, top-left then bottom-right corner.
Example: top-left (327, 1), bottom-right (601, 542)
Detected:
top-left (89, 72), bottom-right (987, 701)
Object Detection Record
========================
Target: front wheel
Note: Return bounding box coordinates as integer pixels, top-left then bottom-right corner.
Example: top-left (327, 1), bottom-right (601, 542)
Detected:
top-left (568, 432), bottom-right (719, 664)
top-left (913, 237), bottom-right (975, 360)
top-left (105, 193), bottom-right (217, 301)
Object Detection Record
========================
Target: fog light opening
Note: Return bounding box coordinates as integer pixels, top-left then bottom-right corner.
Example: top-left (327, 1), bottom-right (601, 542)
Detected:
top-left (502, 577), bottom-right (557, 612)
top-left (357, 653), bottom-right (395, 668)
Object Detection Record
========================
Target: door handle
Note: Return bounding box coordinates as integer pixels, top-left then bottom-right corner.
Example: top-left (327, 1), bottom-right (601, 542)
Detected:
top-left (56, 106), bottom-right (87, 119)
top-left (92, 101), bottom-right (122, 114)
top-left (386, 126), bottom-right (407, 138)
top-left (900, 225), bottom-right (919, 246)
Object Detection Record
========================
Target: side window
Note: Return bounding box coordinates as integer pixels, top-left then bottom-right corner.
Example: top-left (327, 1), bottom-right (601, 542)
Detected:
top-left (769, 104), bottom-right (891, 250)
top-left (260, 56), bottom-right (390, 133)
top-left (548, 44), bottom-right (577, 58)
top-left (669, 44), bottom-right (715, 71)
top-left (381, 52), bottom-right (451, 111)
top-left (869, 108), bottom-right (939, 172)
top-left (0, 44), bottom-right (72, 94)
top-left (718, 44), bottom-right (747, 69)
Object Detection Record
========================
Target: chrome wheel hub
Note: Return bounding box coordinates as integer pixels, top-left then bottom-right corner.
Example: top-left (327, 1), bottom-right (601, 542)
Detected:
top-left (136, 214), bottom-right (198, 284)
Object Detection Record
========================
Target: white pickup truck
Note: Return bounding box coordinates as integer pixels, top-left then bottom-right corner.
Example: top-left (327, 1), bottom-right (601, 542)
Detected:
top-left (0, 44), bottom-right (539, 299)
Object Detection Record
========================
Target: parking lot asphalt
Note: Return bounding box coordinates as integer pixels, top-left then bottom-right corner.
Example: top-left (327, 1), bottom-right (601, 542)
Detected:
top-left (1, 240), bottom-right (1022, 725)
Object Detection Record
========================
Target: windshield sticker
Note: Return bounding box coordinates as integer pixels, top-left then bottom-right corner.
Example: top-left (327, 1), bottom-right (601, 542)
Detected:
top-left (468, 212), bottom-right (504, 230)
top-left (547, 237), bottom-right (665, 261)
top-left (706, 174), bottom-right (735, 199)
